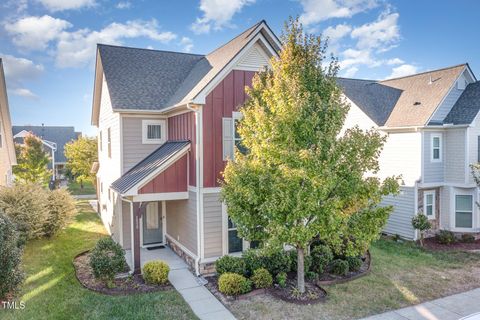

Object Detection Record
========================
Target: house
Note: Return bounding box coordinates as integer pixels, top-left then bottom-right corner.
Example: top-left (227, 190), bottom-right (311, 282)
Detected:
top-left (0, 59), bottom-right (17, 187)
top-left (338, 63), bottom-right (480, 240)
top-left (12, 125), bottom-right (81, 179)
top-left (91, 20), bottom-right (281, 274)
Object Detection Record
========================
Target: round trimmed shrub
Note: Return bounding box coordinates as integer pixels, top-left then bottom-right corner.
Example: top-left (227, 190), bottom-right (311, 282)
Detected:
top-left (331, 259), bottom-right (349, 276)
top-left (0, 214), bottom-right (24, 299)
top-left (310, 244), bottom-right (333, 274)
top-left (251, 268), bottom-right (273, 289)
top-left (215, 255), bottom-right (246, 276)
top-left (89, 237), bottom-right (126, 281)
top-left (346, 256), bottom-right (362, 272)
top-left (44, 189), bottom-right (75, 237)
top-left (276, 272), bottom-right (287, 288)
top-left (218, 273), bottom-right (252, 296)
top-left (437, 230), bottom-right (456, 245)
top-left (143, 260), bottom-right (170, 285)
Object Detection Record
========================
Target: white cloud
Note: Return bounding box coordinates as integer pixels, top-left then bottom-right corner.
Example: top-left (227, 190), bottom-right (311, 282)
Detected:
top-left (386, 57), bottom-right (404, 65)
top-left (342, 66), bottom-right (358, 78)
top-left (191, 0), bottom-right (255, 34)
top-left (36, 0), bottom-right (96, 12)
top-left (116, 1), bottom-right (131, 9)
top-left (351, 12), bottom-right (400, 49)
top-left (323, 23), bottom-right (352, 41)
top-left (4, 15), bottom-right (72, 50)
top-left (180, 37), bottom-right (194, 53)
top-left (387, 64), bottom-right (418, 79)
top-left (299, 0), bottom-right (378, 26)
top-left (11, 88), bottom-right (38, 99)
top-left (1, 54), bottom-right (43, 100)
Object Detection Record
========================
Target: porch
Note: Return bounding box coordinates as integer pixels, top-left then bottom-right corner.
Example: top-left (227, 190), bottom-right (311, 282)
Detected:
top-left (125, 246), bottom-right (186, 270)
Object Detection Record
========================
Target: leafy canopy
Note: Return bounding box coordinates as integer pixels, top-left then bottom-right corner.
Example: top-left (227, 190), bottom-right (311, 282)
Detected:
top-left (64, 136), bottom-right (98, 187)
top-left (13, 134), bottom-right (51, 185)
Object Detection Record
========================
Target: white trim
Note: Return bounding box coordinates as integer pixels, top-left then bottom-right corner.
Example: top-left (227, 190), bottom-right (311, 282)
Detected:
top-left (140, 202), bottom-right (163, 248)
top-left (162, 201), bottom-right (167, 243)
top-left (118, 112), bottom-right (168, 118)
top-left (413, 183), bottom-right (419, 241)
top-left (165, 234), bottom-right (198, 259)
top-left (421, 131), bottom-right (425, 183)
top-left (418, 182), bottom-right (478, 188)
top-left (465, 128), bottom-right (470, 184)
top-left (452, 193), bottom-right (475, 231)
top-left (431, 133), bottom-right (442, 162)
top-left (199, 106), bottom-right (205, 260)
top-left (142, 119), bottom-right (166, 144)
top-left (221, 202), bottom-right (228, 255)
top-left (119, 115), bottom-right (124, 174)
top-left (130, 201), bottom-right (135, 271)
top-left (132, 192), bottom-right (188, 202)
top-left (423, 190), bottom-right (436, 220)
top-left (188, 185), bottom-right (198, 193)
top-left (202, 187), bottom-right (221, 194)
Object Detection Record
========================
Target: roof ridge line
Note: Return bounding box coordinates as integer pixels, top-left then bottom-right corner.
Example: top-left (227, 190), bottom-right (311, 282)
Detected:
top-left (381, 63), bottom-right (467, 82)
top-left (97, 43), bottom-right (205, 57)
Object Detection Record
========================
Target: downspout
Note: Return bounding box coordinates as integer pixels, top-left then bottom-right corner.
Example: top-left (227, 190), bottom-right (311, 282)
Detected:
top-left (187, 103), bottom-right (202, 276)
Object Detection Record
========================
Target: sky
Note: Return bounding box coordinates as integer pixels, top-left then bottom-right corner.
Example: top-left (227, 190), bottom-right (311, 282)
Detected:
top-left (0, 0), bottom-right (479, 136)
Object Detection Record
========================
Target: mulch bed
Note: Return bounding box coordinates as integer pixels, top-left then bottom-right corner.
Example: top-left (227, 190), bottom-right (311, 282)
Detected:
top-left (73, 251), bottom-right (173, 295)
top-left (316, 251), bottom-right (371, 286)
top-left (423, 237), bottom-right (480, 252)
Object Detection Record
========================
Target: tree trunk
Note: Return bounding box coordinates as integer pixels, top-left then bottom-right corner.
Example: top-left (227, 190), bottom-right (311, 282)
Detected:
top-left (419, 232), bottom-right (424, 247)
top-left (80, 180), bottom-right (84, 189)
top-left (297, 247), bottom-right (305, 293)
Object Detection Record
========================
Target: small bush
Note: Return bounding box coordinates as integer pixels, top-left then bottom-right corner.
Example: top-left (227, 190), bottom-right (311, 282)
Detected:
top-left (143, 260), bottom-right (170, 285)
top-left (242, 249), bottom-right (265, 276)
top-left (263, 250), bottom-right (291, 276)
top-left (289, 250), bottom-right (312, 273)
top-left (251, 268), bottom-right (273, 289)
top-left (346, 256), bottom-right (363, 272)
top-left (89, 237), bottom-right (126, 282)
top-left (437, 230), bottom-right (456, 245)
top-left (461, 233), bottom-right (475, 243)
top-left (276, 272), bottom-right (287, 288)
top-left (218, 273), bottom-right (252, 296)
top-left (44, 189), bottom-right (76, 237)
top-left (306, 271), bottom-right (318, 281)
top-left (331, 259), bottom-right (349, 276)
top-left (0, 214), bottom-right (25, 299)
top-left (215, 255), bottom-right (246, 276)
top-left (310, 245), bottom-right (333, 274)
top-left (412, 214), bottom-right (431, 246)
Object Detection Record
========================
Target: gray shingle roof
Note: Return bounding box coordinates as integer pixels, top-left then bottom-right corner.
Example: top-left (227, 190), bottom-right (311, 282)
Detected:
top-left (336, 78), bottom-right (402, 126)
top-left (443, 81), bottom-right (480, 125)
top-left (111, 140), bottom-right (190, 194)
top-left (12, 126), bottom-right (80, 163)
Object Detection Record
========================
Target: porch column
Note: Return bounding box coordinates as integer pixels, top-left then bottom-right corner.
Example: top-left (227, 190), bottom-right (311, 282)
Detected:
top-left (131, 202), bottom-right (143, 274)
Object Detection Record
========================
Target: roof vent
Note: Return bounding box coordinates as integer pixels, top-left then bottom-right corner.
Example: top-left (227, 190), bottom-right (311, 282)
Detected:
top-left (414, 101), bottom-right (421, 106)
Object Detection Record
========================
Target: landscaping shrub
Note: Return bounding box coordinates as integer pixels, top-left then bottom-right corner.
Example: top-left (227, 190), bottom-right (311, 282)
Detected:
top-left (461, 233), bottom-right (475, 243)
top-left (142, 260), bottom-right (170, 285)
top-left (437, 230), bottom-right (456, 245)
top-left (251, 268), bottom-right (273, 289)
top-left (263, 250), bottom-right (291, 276)
top-left (218, 273), bottom-right (252, 296)
top-left (310, 244), bottom-right (333, 274)
top-left (289, 250), bottom-right (312, 273)
top-left (43, 189), bottom-right (76, 237)
top-left (306, 271), bottom-right (318, 281)
top-left (242, 249), bottom-right (265, 276)
top-left (276, 272), bottom-right (287, 288)
top-left (0, 213), bottom-right (25, 299)
top-left (412, 214), bottom-right (431, 247)
top-left (89, 237), bottom-right (126, 282)
top-left (346, 256), bottom-right (363, 272)
top-left (331, 259), bottom-right (349, 276)
top-left (0, 183), bottom-right (48, 241)
top-left (215, 255), bottom-right (246, 276)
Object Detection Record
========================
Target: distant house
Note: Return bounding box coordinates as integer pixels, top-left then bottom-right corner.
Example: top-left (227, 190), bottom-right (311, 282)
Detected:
top-left (12, 125), bottom-right (81, 179)
top-left (0, 59), bottom-right (17, 187)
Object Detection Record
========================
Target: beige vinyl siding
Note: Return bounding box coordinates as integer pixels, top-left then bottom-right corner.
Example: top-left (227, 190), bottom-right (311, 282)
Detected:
top-left (445, 129), bottom-right (465, 183)
top-left (423, 131), bottom-right (444, 183)
top-left (122, 116), bottom-right (166, 173)
top-left (122, 200), bottom-right (131, 249)
top-left (165, 191), bottom-right (197, 255)
top-left (203, 192), bottom-right (223, 258)
top-left (381, 186), bottom-right (416, 239)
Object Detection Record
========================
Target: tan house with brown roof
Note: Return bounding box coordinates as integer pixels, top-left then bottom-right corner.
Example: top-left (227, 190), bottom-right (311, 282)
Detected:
top-left (338, 63), bottom-right (480, 239)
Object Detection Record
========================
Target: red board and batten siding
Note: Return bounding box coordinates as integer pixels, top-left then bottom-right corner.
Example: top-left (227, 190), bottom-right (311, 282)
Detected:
top-left (139, 154), bottom-right (188, 193)
top-left (203, 70), bottom-right (256, 187)
top-left (168, 111), bottom-right (196, 187)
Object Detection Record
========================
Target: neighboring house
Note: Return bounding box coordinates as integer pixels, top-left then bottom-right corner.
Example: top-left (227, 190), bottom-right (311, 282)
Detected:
top-left (338, 63), bottom-right (480, 240)
top-left (92, 20), bottom-right (280, 274)
top-left (0, 59), bottom-right (17, 186)
top-left (12, 125), bottom-right (81, 179)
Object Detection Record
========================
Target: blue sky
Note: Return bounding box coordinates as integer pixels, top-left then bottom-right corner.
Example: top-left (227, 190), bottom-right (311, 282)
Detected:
top-left (0, 0), bottom-right (479, 136)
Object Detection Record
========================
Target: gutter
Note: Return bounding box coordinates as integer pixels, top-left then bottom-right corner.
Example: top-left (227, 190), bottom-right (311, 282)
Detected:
top-left (379, 124), bottom-right (470, 132)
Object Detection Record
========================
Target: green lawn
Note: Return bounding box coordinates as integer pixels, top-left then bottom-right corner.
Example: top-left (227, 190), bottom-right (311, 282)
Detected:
top-left (1, 201), bottom-right (197, 320)
top-left (230, 239), bottom-right (480, 320)
top-left (67, 180), bottom-right (96, 195)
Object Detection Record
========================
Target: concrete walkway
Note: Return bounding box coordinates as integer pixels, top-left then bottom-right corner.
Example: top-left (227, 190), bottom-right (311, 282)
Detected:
top-left (361, 288), bottom-right (480, 320)
top-left (126, 247), bottom-right (235, 320)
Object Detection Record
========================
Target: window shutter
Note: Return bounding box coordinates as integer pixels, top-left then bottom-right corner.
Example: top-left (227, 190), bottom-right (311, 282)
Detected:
top-left (222, 118), bottom-right (234, 160)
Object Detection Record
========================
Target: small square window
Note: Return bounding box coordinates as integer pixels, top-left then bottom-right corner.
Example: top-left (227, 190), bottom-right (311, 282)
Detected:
top-left (142, 120), bottom-right (166, 144)
top-left (431, 134), bottom-right (442, 162)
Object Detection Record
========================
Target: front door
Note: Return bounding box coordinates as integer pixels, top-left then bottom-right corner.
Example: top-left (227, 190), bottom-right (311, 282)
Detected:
top-left (142, 202), bottom-right (163, 245)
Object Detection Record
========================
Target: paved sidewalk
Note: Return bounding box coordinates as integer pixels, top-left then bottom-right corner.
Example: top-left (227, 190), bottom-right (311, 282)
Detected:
top-left (361, 288), bottom-right (480, 320)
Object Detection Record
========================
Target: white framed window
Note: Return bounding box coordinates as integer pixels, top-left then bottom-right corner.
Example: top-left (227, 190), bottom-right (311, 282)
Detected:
top-left (227, 217), bottom-right (243, 253)
top-left (455, 194), bottom-right (473, 229)
top-left (142, 120), bottom-right (166, 144)
top-left (222, 112), bottom-right (245, 160)
top-left (423, 191), bottom-right (435, 220)
top-left (107, 128), bottom-right (111, 158)
top-left (431, 134), bottom-right (442, 162)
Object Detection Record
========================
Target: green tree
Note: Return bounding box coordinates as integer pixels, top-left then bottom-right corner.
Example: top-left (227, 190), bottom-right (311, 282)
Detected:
top-left (221, 17), bottom-right (399, 293)
top-left (412, 214), bottom-right (431, 247)
top-left (13, 134), bottom-right (51, 185)
top-left (64, 136), bottom-right (98, 189)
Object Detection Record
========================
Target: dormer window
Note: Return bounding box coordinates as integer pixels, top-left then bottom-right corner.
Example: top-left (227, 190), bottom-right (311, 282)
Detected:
top-left (431, 134), bottom-right (442, 162)
top-left (142, 120), bottom-right (166, 144)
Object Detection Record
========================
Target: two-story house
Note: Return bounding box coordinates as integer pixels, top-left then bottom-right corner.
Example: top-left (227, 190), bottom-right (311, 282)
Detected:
top-left (0, 59), bottom-right (17, 186)
top-left (338, 63), bottom-right (480, 240)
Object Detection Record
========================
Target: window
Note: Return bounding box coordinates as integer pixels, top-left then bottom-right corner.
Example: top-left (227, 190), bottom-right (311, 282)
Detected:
top-left (228, 217), bottom-right (243, 253)
top-left (423, 191), bottom-right (435, 220)
top-left (99, 131), bottom-right (102, 152)
top-left (107, 128), bottom-right (111, 158)
top-left (233, 113), bottom-right (247, 156)
top-left (222, 112), bottom-right (245, 160)
top-left (142, 120), bottom-right (166, 144)
top-left (431, 134), bottom-right (442, 162)
top-left (455, 195), bottom-right (473, 228)
top-left (145, 203), bottom-right (159, 230)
